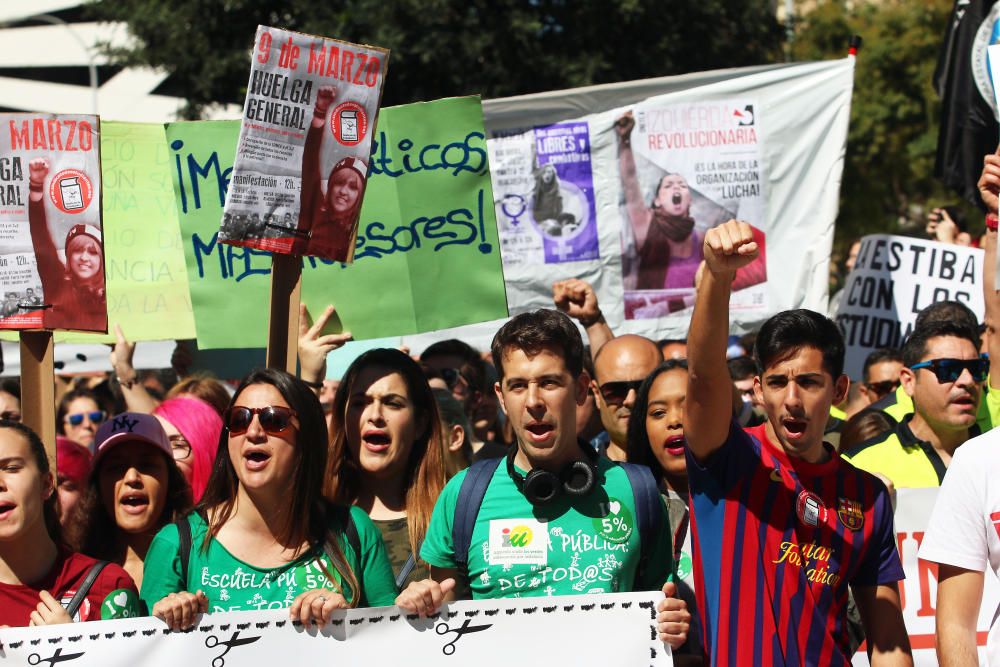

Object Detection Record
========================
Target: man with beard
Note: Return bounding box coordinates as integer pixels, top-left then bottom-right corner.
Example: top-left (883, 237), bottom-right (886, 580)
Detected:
top-left (844, 321), bottom-right (983, 488)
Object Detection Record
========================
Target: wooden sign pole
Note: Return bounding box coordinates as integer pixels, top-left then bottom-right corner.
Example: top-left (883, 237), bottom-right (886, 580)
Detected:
top-left (19, 331), bottom-right (56, 464)
top-left (266, 254), bottom-right (303, 373)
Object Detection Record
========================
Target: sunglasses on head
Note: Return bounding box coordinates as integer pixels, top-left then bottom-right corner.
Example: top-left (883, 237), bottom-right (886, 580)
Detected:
top-left (65, 410), bottom-right (106, 427)
top-left (0, 410), bottom-right (20, 422)
top-left (910, 357), bottom-right (989, 384)
top-left (865, 379), bottom-right (900, 399)
top-left (599, 379), bottom-right (644, 405)
top-left (224, 405), bottom-right (297, 435)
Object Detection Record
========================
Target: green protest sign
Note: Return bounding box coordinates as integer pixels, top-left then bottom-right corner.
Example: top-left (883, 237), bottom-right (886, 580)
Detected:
top-left (168, 96), bottom-right (507, 349)
top-left (3, 122), bottom-right (196, 343)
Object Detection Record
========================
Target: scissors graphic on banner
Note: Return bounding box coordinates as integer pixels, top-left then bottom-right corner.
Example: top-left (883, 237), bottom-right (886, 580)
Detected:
top-left (205, 631), bottom-right (261, 667)
top-left (27, 648), bottom-right (85, 667)
top-left (435, 619), bottom-right (492, 655)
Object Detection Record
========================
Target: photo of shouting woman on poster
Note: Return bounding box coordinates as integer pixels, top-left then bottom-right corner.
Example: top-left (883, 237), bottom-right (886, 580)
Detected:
top-left (27, 158), bottom-right (106, 331)
top-left (615, 112), bottom-right (766, 295)
top-left (297, 85), bottom-right (367, 262)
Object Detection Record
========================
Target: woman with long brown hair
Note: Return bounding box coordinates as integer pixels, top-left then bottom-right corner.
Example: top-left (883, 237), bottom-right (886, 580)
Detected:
top-left (141, 368), bottom-right (396, 630)
top-left (327, 349), bottom-right (447, 589)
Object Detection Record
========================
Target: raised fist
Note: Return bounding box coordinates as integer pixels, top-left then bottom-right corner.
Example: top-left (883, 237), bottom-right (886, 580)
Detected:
top-left (553, 278), bottom-right (601, 326)
top-left (315, 86), bottom-right (337, 116)
top-left (615, 112), bottom-right (635, 142)
top-left (979, 149), bottom-right (1000, 215)
top-left (28, 158), bottom-right (49, 187)
top-left (703, 220), bottom-right (759, 276)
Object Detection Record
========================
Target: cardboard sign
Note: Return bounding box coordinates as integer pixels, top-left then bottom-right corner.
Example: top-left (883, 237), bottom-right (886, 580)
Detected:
top-left (168, 96), bottom-right (507, 349)
top-left (835, 234), bottom-right (984, 380)
top-left (0, 592), bottom-right (672, 666)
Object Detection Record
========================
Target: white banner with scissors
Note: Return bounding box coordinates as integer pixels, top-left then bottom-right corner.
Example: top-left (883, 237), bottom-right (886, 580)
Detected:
top-left (0, 592), bottom-right (671, 666)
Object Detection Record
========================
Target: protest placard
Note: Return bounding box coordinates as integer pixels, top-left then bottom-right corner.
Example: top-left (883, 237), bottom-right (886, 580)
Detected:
top-left (851, 487), bottom-right (1000, 666)
top-left (60, 122), bottom-right (195, 343)
top-left (0, 113), bottom-right (106, 333)
top-left (834, 234), bottom-right (984, 380)
top-left (0, 592), bottom-right (671, 666)
top-left (168, 96), bottom-right (507, 350)
top-left (484, 58), bottom-right (853, 341)
top-left (219, 25), bottom-right (388, 263)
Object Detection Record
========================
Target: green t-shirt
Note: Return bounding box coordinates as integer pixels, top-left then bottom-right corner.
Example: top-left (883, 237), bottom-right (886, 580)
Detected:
top-left (420, 457), bottom-right (674, 599)
top-left (140, 506), bottom-right (398, 613)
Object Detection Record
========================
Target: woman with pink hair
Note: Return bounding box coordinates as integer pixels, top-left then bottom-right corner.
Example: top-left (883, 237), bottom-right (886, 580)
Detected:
top-left (152, 396), bottom-right (221, 502)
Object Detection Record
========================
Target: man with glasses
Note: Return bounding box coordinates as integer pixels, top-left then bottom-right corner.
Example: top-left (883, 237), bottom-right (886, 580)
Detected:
top-left (860, 348), bottom-right (904, 406)
top-left (421, 339), bottom-right (507, 461)
top-left (844, 321), bottom-right (984, 488)
top-left (591, 334), bottom-right (662, 461)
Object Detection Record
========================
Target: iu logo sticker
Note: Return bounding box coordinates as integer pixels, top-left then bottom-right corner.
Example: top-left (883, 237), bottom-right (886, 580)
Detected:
top-left (837, 498), bottom-right (864, 531)
top-left (795, 491), bottom-right (826, 527)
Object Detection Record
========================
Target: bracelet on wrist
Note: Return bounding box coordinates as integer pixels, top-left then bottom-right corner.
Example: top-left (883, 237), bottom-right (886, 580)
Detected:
top-left (987, 212), bottom-right (998, 232)
top-left (116, 375), bottom-right (137, 389)
top-left (300, 378), bottom-right (324, 389)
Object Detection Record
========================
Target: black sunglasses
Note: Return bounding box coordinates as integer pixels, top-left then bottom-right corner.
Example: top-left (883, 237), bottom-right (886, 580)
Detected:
top-left (910, 357), bottom-right (989, 384)
top-left (865, 380), bottom-right (899, 399)
top-left (225, 406), bottom-right (297, 435)
top-left (599, 380), bottom-right (644, 405)
top-left (439, 368), bottom-right (468, 391)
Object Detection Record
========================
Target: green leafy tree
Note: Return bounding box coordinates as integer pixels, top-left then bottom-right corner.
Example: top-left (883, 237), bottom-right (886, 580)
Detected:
top-left (792, 0), bottom-right (970, 261)
top-left (91, 0), bottom-right (783, 117)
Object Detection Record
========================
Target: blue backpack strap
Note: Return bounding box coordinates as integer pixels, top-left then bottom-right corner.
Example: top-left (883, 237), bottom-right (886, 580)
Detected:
top-left (619, 462), bottom-right (661, 588)
top-left (452, 456), bottom-right (503, 579)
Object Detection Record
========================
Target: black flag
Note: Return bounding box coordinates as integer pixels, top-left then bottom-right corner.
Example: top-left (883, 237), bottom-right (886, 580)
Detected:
top-left (934, 0), bottom-right (1000, 210)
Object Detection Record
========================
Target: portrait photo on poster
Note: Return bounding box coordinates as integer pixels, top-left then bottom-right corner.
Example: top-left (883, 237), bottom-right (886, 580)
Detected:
top-left (493, 121), bottom-right (599, 268)
top-left (0, 113), bottom-right (106, 333)
top-left (218, 25), bottom-right (388, 264)
top-left (615, 102), bottom-right (768, 321)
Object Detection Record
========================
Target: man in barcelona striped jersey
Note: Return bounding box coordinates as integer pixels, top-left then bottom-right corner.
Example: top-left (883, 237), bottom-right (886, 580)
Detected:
top-left (684, 219), bottom-right (912, 666)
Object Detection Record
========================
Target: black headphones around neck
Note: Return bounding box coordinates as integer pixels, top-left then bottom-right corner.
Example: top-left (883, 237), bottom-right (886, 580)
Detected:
top-left (506, 441), bottom-right (599, 505)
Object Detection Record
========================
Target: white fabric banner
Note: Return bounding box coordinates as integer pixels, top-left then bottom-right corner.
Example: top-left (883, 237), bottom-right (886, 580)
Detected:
top-left (483, 58), bottom-right (854, 341)
top-left (0, 592), bottom-right (671, 666)
top-left (852, 487), bottom-right (1000, 666)
top-left (835, 234), bottom-right (984, 380)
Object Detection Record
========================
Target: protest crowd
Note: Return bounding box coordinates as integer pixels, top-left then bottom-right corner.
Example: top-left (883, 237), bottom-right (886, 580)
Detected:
top-left (7, 8), bottom-right (1000, 667)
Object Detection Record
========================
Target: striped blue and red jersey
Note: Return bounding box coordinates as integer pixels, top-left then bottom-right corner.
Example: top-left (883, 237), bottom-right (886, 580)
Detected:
top-left (685, 422), bottom-right (903, 666)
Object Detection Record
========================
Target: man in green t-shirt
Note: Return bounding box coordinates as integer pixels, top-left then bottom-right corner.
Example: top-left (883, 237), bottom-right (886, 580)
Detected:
top-left (396, 309), bottom-right (691, 649)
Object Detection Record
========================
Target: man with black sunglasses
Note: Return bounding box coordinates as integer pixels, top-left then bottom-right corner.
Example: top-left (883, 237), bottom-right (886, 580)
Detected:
top-left (591, 334), bottom-right (662, 461)
top-left (860, 349), bottom-right (904, 406)
top-left (844, 321), bottom-right (983, 488)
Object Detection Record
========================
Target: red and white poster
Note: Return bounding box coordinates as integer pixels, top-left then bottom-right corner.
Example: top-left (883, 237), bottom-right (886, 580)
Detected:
top-left (852, 487), bottom-right (1000, 666)
top-left (0, 113), bottom-right (106, 332)
top-left (219, 25), bottom-right (388, 263)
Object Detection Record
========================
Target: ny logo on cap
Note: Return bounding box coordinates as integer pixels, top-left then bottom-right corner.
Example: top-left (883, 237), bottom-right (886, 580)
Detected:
top-left (112, 416), bottom-right (139, 433)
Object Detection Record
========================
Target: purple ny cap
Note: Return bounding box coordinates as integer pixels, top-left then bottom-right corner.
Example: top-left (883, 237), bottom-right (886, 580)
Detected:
top-left (92, 412), bottom-right (171, 467)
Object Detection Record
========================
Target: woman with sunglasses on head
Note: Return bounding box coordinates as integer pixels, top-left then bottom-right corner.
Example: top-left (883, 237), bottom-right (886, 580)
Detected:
top-left (70, 412), bottom-right (192, 589)
top-left (56, 389), bottom-right (106, 452)
top-left (141, 368), bottom-right (396, 630)
top-left (0, 420), bottom-right (142, 627)
top-left (326, 349), bottom-right (448, 590)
